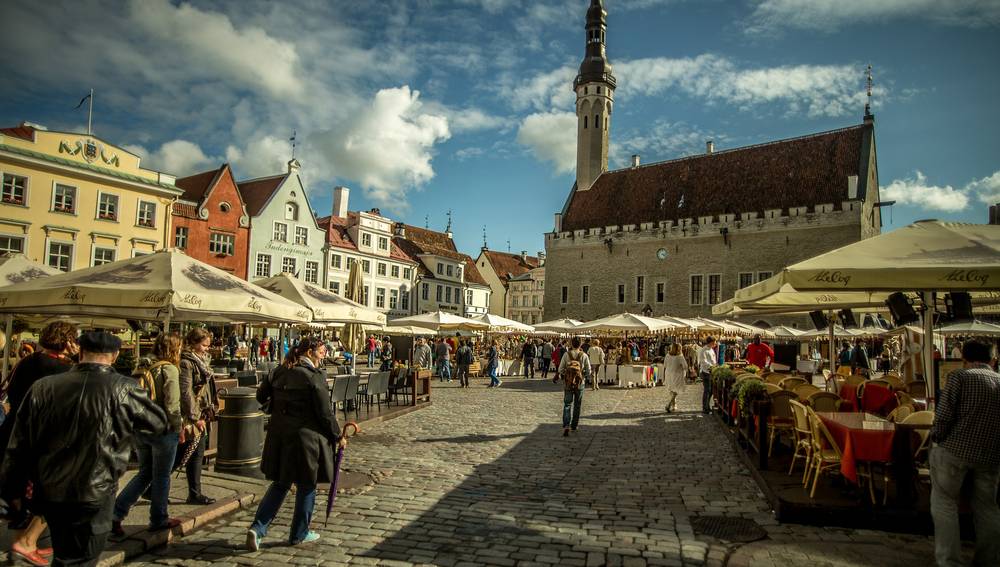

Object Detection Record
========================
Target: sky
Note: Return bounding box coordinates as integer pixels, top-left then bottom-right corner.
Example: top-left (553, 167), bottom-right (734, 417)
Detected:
top-left (1, 0), bottom-right (998, 258)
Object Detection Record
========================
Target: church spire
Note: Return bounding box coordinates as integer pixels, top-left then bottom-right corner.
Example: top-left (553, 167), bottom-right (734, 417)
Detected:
top-left (574, 0), bottom-right (616, 192)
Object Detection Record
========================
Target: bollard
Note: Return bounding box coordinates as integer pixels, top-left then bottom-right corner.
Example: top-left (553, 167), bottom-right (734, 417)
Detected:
top-left (216, 386), bottom-right (265, 478)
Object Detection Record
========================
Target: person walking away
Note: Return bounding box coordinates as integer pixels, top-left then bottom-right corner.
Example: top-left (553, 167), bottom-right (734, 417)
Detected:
top-left (434, 338), bottom-right (453, 382)
top-left (745, 334), bottom-right (774, 371)
top-left (379, 338), bottom-right (394, 371)
top-left (837, 341), bottom-right (852, 375)
top-left (487, 340), bottom-right (502, 388)
top-left (456, 340), bottom-right (473, 388)
top-left (414, 338), bottom-right (433, 370)
top-left (553, 341), bottom-right (566, 370)
top-left (249, 335), bottom-right (260, 368)
top-left (588, 339), bottom-right (605, 390)
top-left (0, 331), bottom-right (167, 567)
top-left (0, 321), bottom-right (78, 565)
top-left (112, 333), bottom-right (184, 535)
top-left (929, 339), bottom-right (1000, 566)
top-left (662, 343), bottom-right (688, 413)
top-left (521, 340), bottom-right (536, 379)
top-left (540, 339), bottom-right (554, 379)
top-left (179, 328), bottom-right (218, 505)
top-left (850, 338), bottom-right (871, 376)
top-left (268, 335), bottom-right (277, 362)
top-left (247, 337), bottom-right (345, 549)
top-left (698, 337), bottom-right (718, 414)
top-left (555, 337), bottom-right (591, 436)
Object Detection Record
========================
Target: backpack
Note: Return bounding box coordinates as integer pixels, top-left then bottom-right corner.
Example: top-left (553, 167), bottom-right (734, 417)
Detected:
top-left (560, 351), bottom-right (585, 390)
top-left (132, 359), bottom-right (171, 402)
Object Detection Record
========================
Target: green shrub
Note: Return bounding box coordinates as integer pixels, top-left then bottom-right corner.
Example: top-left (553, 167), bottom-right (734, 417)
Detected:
top-left (732, 379), bottom-right (768, 417)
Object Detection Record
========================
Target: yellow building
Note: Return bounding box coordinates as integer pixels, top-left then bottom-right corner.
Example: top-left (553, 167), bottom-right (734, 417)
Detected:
top-left (0, 122), bottom-right (181, 271)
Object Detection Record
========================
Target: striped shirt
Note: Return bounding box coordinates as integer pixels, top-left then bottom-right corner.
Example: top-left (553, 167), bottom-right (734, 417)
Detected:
top-left (931, 363), bottom-right (1000, 466)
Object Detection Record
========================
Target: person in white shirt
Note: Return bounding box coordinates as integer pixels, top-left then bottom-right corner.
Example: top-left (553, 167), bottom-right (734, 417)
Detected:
top-left (698, 337), bottom-right (718, 414)
top-left (662, 343), bottom-right (688, 413)
top-left (950, 342), bottom-right (962, 360)
top-left (588, 339), bottom-right (606, 390)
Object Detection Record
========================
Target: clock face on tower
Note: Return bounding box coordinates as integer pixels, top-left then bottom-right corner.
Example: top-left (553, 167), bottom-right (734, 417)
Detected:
top-left (656, 248), bottom-right (668, 260)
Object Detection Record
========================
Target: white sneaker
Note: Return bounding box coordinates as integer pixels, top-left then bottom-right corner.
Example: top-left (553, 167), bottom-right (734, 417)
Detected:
top-left (497, 380), bottom-right (503, 387)
top-left (246, 529), bottom-right (260, 552)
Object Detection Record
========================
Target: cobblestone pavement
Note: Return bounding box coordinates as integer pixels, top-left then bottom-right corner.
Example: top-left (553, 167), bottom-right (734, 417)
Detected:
top-left (125, 377), bottom-right (939, 567)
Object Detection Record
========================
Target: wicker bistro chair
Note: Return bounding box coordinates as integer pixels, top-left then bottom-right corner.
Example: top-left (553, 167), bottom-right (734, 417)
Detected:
top-left (764, 373), bottom-right (786, 386)
top-left (844, 374), bottom-right (867, 387)
top-left (768, 390), bottom-right (798, 457)
top-left (779, 376), bottom-right (808, 391)
top-left (867, 378), bottom-right (893, 390)
top-left (794, 384), bottom-right (821, 400)
top-left (886, 404), bottom-right (914, 423)
top-left (907, 381), bottom-right (928, 398)
top-left (788, 399), bottom-right (813, 481)
top-left (764, 383), bottom-right (782, 395)
top-left (807, 391), bottom-right (842, 412)
top-left (805, 407), bottom-right (844, 498)
top-left (901, 411), bottom-right (935, 462)
top-left (881, 374), bottom-right (905, 391)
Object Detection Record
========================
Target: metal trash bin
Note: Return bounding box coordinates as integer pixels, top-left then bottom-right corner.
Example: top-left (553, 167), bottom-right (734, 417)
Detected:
top-left (215, 386), bottom-right (265, 478)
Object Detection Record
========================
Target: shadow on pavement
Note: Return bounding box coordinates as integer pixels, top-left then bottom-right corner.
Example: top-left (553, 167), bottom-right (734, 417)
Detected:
top-left (415, 433), bottom-right (529, 444)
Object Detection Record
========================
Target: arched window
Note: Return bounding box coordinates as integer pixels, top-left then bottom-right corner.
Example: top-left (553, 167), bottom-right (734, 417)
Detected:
top-left (595, 114), bottom-right (600, 129)
top-left (583, 116), bottom-right (588, 129)
top-left (285, 202), bottom-right (298, 221)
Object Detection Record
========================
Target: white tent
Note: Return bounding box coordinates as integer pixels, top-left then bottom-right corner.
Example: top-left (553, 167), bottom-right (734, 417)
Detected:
top-left (472, 313), bottom-right (535, 333)
top-left (576, 313), bottom-right (680, 334)
top-left (364, 324), bottom-right (437, 337)
top-left (0, 253), bottom-right (62, 286)
top-left (936, 320), bottom-right (1000, 337)
top-left (533, 318), bottom-right (583, 332)
top-left (388, 311), bottom-right (491, 331)
top-left (255, 272), bottom-right (385, 325)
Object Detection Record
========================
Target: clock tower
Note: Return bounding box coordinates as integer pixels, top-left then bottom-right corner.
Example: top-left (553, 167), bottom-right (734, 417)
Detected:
top-left (574, 0), bottom-right (616, 192)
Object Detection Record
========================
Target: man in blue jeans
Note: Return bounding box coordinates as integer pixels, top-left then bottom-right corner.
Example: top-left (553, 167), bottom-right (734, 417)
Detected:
top-left (556, 337), bottom-right (592, 436)
top-left (930, 339), bottom-right (1000, 566)
top-left (698, 337), bottom-right (718, 414)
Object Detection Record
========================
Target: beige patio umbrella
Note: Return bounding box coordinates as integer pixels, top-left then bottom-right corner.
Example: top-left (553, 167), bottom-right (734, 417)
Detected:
top-left (341, 261), bottom-right (367, 369)
top-left (768, 325), bottom-right (807, 339)
top-left (575, 313), bottom-right (680, 334)
top-left (935, 320), bottom-right (1000, 337)
top-left (533, 318), bottom-right (583, 333)
top-left (0, 253), bottom-right (63, 379)
top-left (389, 310), bottom-right (490, 331)
top-left (472, 313), bottom-right (534, 333)
top-left (365, 324), bottom-right (437, 337)
top-left (255, 272), bottom-right (385, 325)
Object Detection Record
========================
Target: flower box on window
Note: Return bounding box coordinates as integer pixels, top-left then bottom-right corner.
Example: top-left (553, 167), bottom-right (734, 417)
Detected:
top-left (54, 204), bottom-right (74, 213)
top-left (2, 196), bottom-right (24, 205)
top-left (99, 212), bottom-right (117, 220)
top-left (138, 220), bottom-right (154, 228)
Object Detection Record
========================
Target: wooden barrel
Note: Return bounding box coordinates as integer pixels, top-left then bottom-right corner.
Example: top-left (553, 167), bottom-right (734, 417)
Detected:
top-left (215, 386), bottom-right (265, 478)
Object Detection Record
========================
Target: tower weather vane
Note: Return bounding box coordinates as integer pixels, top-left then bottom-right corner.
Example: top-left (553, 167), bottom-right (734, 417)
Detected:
top-left (482, 225), bottom-right (488, 249)
top-left (445, 209), bottom-right (453, 233)
top-left (865, 64), bottom-right (873, 117)
top-left (289, 130), bottom-right (297, 160)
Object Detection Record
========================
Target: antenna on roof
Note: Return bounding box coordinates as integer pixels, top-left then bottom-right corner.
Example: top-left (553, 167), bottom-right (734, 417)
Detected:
top-left (289, 130), bottom-right (297, 159)
top-left (864, 64), bottom-right (873, 119)
top-left (424, 214), bottom-right (429, 229)
top-left (445, 209), bottom-right (453, 233)
top-left (482, 225), bottom-right (488, 250)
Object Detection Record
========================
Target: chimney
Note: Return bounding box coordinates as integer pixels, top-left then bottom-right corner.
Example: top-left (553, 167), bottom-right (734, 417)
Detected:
top-left (520, 250), bottom-right (528, 263)
top-left (394, 222), bottom-right (406, 238)
top-left (847, 175), bottom-right (859, 200)
top-left (706, 140), bottom-right (714, 154)
top-left (554, 212), bottom-right (563, 232)
top-left (538, 252), bottom-right (546, 266)
top-left (990, 204), bottom-right (1000, 225)
top-left (631, 154), bottom-right (640, 168)
top-left (333, 186), bottom-right (349, 218)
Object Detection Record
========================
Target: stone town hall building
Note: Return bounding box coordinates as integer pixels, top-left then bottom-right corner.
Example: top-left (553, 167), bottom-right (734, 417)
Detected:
top-left (543, 0), bottom-right (883, 323)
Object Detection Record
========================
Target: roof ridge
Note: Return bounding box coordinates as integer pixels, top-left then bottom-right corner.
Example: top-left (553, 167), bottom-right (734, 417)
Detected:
top-left (236, 172), bottom-right (287, 184)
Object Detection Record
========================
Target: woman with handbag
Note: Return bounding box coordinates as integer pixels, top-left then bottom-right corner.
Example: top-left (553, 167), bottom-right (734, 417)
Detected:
top-left (246, 336), bottom-right (345, 549)
top-left (178, 328), bottom-right (217, 505)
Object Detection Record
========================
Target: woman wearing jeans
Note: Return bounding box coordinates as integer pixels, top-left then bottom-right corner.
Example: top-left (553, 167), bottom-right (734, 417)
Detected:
top-left (112, 333), bottom-right (184, 534)
top-left (247, 337), bottom-right (345, 549)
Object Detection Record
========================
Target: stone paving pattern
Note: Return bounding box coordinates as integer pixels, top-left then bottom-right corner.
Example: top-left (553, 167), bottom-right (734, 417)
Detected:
top-left (125, 377), bottom-right (941, 567)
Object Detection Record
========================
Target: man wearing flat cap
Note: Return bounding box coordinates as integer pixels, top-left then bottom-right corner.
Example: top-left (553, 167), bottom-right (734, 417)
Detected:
top-left (0, 330), bottom-right (168, 566)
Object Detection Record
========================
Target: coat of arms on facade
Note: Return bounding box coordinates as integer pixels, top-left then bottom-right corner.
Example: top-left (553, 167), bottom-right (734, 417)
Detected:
top-left (58, 139), bottom-right (120, 167)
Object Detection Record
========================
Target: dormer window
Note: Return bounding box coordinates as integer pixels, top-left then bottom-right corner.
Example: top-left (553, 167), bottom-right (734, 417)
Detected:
top-left (285, 202), bottom-right (298, 221)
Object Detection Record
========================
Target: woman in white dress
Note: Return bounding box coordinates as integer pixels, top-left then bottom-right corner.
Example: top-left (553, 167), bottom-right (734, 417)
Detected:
top-left (662, 343), bottom-right (688, 413)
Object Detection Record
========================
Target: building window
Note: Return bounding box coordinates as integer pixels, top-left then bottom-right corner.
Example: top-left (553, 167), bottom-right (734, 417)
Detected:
top-left (282, 257), bottom-right (297, 275)
top-left (361, 233), bottom-right (372, 247)
top-left (92, 246), bottom-right (115, 266)
top-left (98, 193), bottom-right (119, 221)
top-left (137, 201), bottom-right (156, 228)
top-left (273, 222), bottom-right (288, 242)
top-left (362, 259), bottom-right (370, 273)
top-left (436, 263), bottom-right (443, 275)
top-left (445, 286), bottom-right (452, 304)
top-left (1, 174), bottom-right (26, 205)
top-left (377, 262), bottom-right (387, 276)
top-left (561, 286), bottom-right (568, 304)
top-left (47, 241), bottom-right (73, 272)
top-left (436, 285), bottom-right (443, 302)
top-left (466, 289), bottom-right (473, 304)
top-left (758, 271), bottom-right (773, 282)
top-left (52, 183), bottom-right (76, 214)
top-left (532, 295), bottom-right (538, 307)
top-left (421, 283), bottom-right (429, 301)
top-left (389, 289), bottom-right (399, 309)
top-left (739, 272), bottom-right (755, 289)
top-left (656, 282), bottom-right (665, 303)
top-left (209, 232), bottom-right (235, 256)
top-left (635, 276), bottom-right (645, 303)
top-left (617, 284), bottom-right (625, 304)
top-left (391, 265), bottom-right (400, 278)
top-left (362, 285), bottom-right (369, 306)
top-left (346, 257), bottom-right (356, 270)
top-left (376, 287), bottom-right (386, 308)
top-left (0, 235), bottom-right (25, 254)
top-left (457, 265), bottom-right (463, 279)
top-left (305, 261), bottom-right (319, 284)
top-left (708, 274), bottom-right (722, 305)
top-left (690, 275), bottom-right (704, 306)
top-left (285, 202), bottom-right (298, 221)
top-left (582, 285), bottom-right (590, 304)
top-left (401, 291), bottom-right (410, 311)
top-left (174, 226), bottom-right (188, 249)
top-left (294, 226), bottom-right (308, 246)
top-left (255, 254), bottom-right (272, 278)
top-left (331, 254), bottom-right (342, 269)
top-left (403, 267), bottom-right (412, 279)
top-left (378, 236), bottom-right (388, 250)
top-left (446, 265), bottom-right (454, 277)
top-left (329, 281), bottom-right (340, 294)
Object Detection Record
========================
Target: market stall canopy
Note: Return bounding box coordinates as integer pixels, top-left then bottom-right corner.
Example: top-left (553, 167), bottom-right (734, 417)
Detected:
top-left (472, 313), bottom-right (535, 333)
top-left (255, 273), bottom-right (385, 325)
top-left (575, 313), bottom-right (680, 334)
top-left (768, 325), bottom-right (807, 339)
top-left (389, 311), bottom-right (491, 331)
top-left (692, 318), bottom-right (754, 338)
top-left (0, 249), bottom-right (311, 324)
top-left (935, 320), bottom-right (1000, 337)
top-left (799, 325), bottom-right (867, 339)
top-left (533, 318), bottom-right (583, 332)
top-left (722, 283), bottom-right (896, 315)
top-left (724, 320), bottom-right (776, 339)
top-left (0, 253), bottom-right (62, 287)
top-left (658, 316), bottom-right (706, 331)
top-left (364, 324), bottom-right (437, 336)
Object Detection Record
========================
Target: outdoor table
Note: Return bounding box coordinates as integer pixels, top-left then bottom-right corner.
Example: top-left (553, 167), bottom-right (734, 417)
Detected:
top-left (618, 364), bottom-right (656, 387)
top-left (796, 359), bottom-right (820, 375)
top-left (817, 412), bottom-right (895, 484)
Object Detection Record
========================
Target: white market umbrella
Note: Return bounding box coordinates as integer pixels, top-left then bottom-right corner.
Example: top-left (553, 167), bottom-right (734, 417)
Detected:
top-left (389, 310), bottom-right (490, 331)
top-left (0, 249), bottom-right (311, 325)
top-left (576, 313), bottom-right (679, 334)
top-left (0, 253), bottom-right (64, 379)
top-left (769, 325), bottom-right (807, 339)
top-left (365, 324), bottom-right (437, 337)
top-left (473, 313), bottom-right (534, 333)
top-left (255, 273), bottom-right (385, 325)
top-left (533, 318), bottom-right (583, 332)
top-left (799, 325), bottom-right (865, 339)
top-left (725, 320), bottom-right (776, 339)
top-left (936, 320), bottom-right (1000, 337)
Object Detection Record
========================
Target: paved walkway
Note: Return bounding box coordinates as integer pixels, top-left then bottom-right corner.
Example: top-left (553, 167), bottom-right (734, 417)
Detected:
top-left (124, 377), bottom-right (941, 567)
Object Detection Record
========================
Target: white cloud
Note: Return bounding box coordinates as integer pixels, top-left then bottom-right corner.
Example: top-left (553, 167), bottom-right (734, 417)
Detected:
top-left (881, 171), bottom-right (970, 212)
top-left (124, 140), bottom-right (220, 176)
top-left (426, 106), bottom-right (507, 133)
top-left (966, 170), bottom-right (1000, 204)
top-left (310, 87), bottom-right (451, 209)
top-left (225, 136), bottom-right (294, 180)
top-left (516, 111), bottom-right (577, 174)
top-left (746, 0), bottom-right (1000, 33)
top-left (611, 121), bottom-right (723, 168)
top-left (512, 66), bottom-right (577, 112)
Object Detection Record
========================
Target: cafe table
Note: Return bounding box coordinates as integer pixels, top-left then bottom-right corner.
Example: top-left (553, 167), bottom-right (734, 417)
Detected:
top-left (816, 412), bottom-right (895, 483)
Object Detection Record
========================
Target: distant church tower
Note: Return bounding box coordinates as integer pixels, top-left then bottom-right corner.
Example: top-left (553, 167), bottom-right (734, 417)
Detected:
top-left (575, 0), bottom-right (616, 191)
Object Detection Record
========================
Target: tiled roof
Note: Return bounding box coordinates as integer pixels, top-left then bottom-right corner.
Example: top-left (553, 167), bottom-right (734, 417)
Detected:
top-left (0, 124), bottom-right (36, 141)
top-left (462, 256), bottom-right (489, 286)
top-left (175, 165), bottom-right (224, 203)
top-left (395, 224), bottom-right (464, 260)
top-left (317, 215), bottom-right (357, 251)
top-left (561, 124), bottom-right (869, 232)
top-left (482, 250), bottom-right (539, 283)
top-left (236, 174), bottom-right (286, 217)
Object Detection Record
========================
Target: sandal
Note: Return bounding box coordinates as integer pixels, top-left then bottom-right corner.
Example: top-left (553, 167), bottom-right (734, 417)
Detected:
top-left (36, 548), bottom-right (53, 558)
top-left (11, 542), bottom-right (49, 567)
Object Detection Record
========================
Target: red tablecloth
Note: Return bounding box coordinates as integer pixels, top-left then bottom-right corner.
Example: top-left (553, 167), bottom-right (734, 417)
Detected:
top-left (860, 383), bottom-right (898, 416)
top-left (817, 412), bottom-right (895, 483)
top-left (838, 383), bottom-right (858, 412)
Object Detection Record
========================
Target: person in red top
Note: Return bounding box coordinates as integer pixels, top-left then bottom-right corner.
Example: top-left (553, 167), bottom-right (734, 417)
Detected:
top-left (745, 335), bottom-right (774, 370)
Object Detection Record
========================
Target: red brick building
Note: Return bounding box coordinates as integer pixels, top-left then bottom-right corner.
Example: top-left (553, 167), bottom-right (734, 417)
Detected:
top-left (171, 164), bottom-right (250, 278)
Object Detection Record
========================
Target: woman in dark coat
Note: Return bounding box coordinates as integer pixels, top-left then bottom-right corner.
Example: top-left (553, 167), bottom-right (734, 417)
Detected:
top-left (246, 336), bottom-right (343, 550)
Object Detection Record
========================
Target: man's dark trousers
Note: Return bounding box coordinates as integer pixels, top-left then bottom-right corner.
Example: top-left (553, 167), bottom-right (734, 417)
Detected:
top-left (701, 371), bottom-right (712, 412)
top-left (41, 496), bottom-right (113, 566)
top-left (523, 356), bottom-right (535, 378)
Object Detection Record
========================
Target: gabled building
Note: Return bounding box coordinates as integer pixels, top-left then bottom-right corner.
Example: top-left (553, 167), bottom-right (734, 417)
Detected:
top-left (0, 122), bottom-right (181, 271)
top-left (171, 164), bottom-right (250, 278)
top-left (393, 224), bottom-right (491, 317)
top-left (317, 186), bottom-right (419, 318)
top-left (508, 263), bottom-right (545, 325)
top-left (239, 159), bottom-right (326, 286)
top-left (475, 249), bottom-right (541, 316)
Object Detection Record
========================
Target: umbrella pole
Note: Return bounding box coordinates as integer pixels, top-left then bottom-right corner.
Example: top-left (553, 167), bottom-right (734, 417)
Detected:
top-left (828, 310), bottom-right (835, 386)
top-left (1, 314), bottom-right (12, 383)
top-left (921, 292), bottom-right (936, 410)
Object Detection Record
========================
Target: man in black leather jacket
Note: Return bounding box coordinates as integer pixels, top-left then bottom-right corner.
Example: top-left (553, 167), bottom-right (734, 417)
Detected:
top-left (0, 330), bottom-right (167, 566)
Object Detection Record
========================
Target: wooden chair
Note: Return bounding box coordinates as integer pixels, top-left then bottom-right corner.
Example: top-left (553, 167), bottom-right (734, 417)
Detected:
top-left (469, 360), bottom-right (482, 377)
top-left (807, 391), bottom-right (841, 412)
top-left (768, 390), bottom-right (798, 457)
top-left (788, 399), bottom-right (812, 481)
top-left (836, 366), bottom-right (853, 377)
top-left (794, 384), bottom-right (821, 400)
top-left (805, 407), bottom-right (843, 498)
top-left (779, 376), bottom-right (808, 391)
top-left (764, 383), bottom-right (782, 395)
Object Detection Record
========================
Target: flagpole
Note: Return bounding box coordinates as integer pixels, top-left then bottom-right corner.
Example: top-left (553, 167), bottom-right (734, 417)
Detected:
top-left (87, 88), bottom-right (93, 135)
